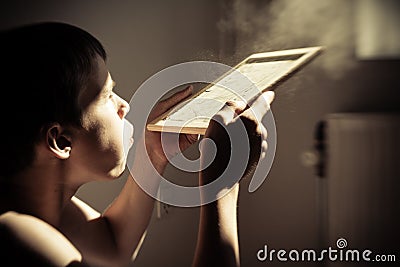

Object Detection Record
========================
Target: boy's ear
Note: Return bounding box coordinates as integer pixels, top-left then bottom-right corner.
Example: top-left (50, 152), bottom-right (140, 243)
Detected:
top-left (46, 124), bottom-right (72, 160)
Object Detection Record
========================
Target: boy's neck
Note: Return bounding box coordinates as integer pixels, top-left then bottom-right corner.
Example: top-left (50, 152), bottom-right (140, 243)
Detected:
top-left (0, 165), bottom-right (78, 227)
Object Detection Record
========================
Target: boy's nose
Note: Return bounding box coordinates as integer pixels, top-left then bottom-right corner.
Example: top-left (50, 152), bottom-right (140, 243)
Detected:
top-left (118, 97), bottom-right (130, 119)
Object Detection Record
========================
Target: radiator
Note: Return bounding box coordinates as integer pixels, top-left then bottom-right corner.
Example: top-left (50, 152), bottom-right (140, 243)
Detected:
top-left (320, 113), bottom-right (400, 266)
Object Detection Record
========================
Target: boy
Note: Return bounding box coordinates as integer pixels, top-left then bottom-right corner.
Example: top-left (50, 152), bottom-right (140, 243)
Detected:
top-left (0, 22), bottom-right (274, 266)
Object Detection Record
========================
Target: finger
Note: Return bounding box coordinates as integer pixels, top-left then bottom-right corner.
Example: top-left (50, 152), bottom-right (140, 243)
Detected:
top-left (261, 140), bottom-right (268, 152)
top-left (213, 100), bottom-right (247, 124)
top-left (260, 139), bottom-right (268, 159)
top-left (248, 90), bottom-right (275, 106)
top-left (160, 85), bottom-right (193, 110)
top-left (182, 133), bottom-right (200, 145)
top-left (241, 91), bottom-right (275, 122)
top-left (179, 133), bottom-right (200, 151)
top-left (260, 124), bottom-right (268, 139)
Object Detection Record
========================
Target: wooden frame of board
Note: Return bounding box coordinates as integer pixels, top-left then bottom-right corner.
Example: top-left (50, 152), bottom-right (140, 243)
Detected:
top-left (147, 46), bottom-right (323, 135)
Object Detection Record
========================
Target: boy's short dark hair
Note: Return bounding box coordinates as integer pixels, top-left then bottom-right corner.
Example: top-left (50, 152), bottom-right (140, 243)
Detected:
top-left (0, 22), bottom-right (107, 178)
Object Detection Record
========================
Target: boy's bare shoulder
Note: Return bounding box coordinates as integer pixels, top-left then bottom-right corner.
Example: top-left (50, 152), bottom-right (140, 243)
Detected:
top-left (0, 211), bottom-right (84, 267)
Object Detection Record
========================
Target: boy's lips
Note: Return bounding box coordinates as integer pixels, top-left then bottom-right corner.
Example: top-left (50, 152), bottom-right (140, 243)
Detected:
top-left (130, 137), bottom-right (134, 146)
top-left (123, 118), bottom-right (135, 150)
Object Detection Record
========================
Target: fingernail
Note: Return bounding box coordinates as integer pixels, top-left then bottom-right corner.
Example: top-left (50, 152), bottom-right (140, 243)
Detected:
top-left (266, 91), bottom-right (275, 101)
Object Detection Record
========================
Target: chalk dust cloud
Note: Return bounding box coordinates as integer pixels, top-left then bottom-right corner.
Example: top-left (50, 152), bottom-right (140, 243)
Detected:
top-left (217, 0), bottom-right (357, 81)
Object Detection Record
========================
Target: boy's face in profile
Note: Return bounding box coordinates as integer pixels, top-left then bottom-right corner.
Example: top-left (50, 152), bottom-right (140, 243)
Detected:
top-left (68, 55), bottom-right (133, 182)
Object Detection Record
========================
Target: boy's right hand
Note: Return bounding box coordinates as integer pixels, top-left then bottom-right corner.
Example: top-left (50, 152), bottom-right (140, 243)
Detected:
top-left (200, 91), bottom-right (275, 186)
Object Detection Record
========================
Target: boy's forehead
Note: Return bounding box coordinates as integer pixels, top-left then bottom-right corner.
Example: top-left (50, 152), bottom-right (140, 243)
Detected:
top-left (78, 59), bottom-right (111, 109)
top-left (104, 73), bottom-right (115, 90)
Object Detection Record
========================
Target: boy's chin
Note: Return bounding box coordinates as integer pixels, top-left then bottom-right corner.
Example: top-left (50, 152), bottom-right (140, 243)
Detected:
top-left (107, 162), bottom-right (127, 180)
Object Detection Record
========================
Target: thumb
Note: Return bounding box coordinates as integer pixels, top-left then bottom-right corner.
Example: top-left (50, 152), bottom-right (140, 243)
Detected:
top-left (160, 85), bottom-right (193, 110)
